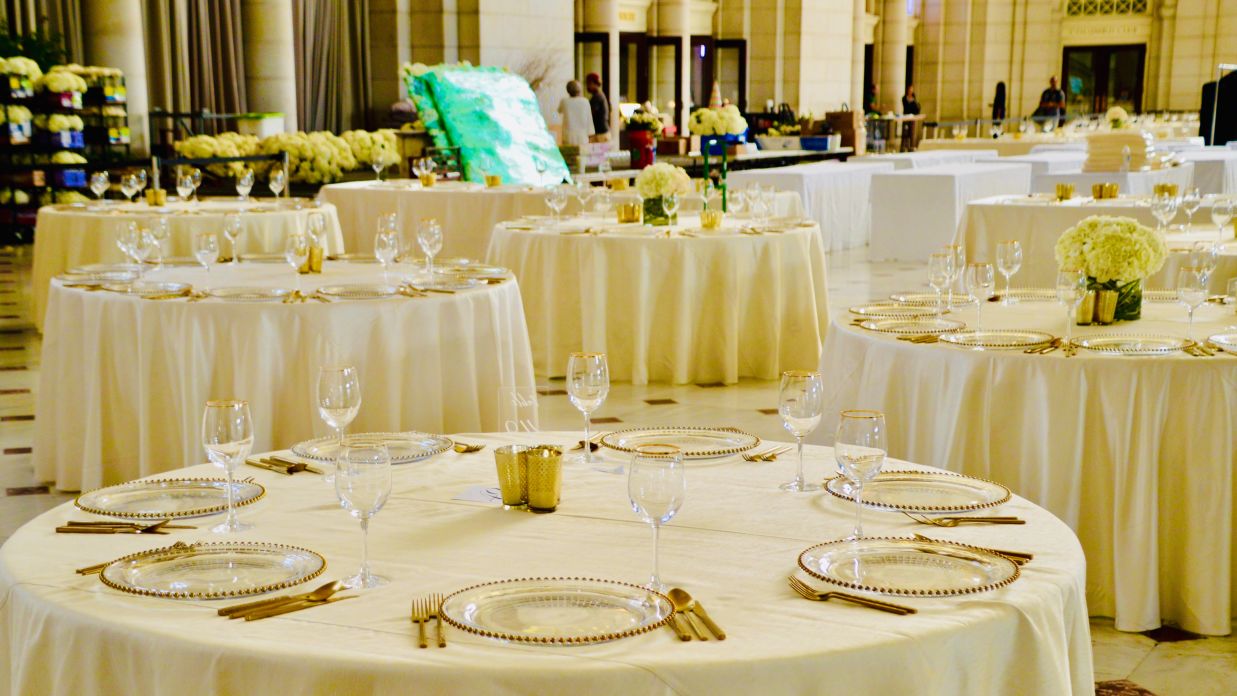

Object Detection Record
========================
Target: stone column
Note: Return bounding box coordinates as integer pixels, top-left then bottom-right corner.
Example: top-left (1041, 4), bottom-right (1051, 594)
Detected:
top-left (242, 0), bottom-right (299, 132)
top-left (81, 0), bottom-right (150, 155)
top-left (1155, 0), bottom-right (1178, 111)
top-left (879, 0), bottom-right (907, 114)
top-left (370, 0), bottom-right (413, 119)
top-left (850, 0), bottom-right (865, 111)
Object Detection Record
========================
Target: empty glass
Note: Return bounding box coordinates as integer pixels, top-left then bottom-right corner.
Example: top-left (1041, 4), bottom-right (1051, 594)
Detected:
top-left (89, 171), bottom-right (109, 201)
top-left (1151, 192), bottom-right (1178, 234)
top-left (627, 444), bottom-right (685, 591)
top-left (120, 173), bottom-right (140, 202)
top-left (1211, 198), bottom-right (1234, 238)
top-left (834, 410), bottom-right (886, 539)
top-left (416, 218), bottom-right (443, 281)
top-left (193, 231), bottom-right (219, 272)
top-left (284, 231), bottom-right (309, 291)
top-left (945, 244), bottom-right (965, 307)
top-left (995, 240), bottom-right (1023, 305)
top-left (375, 226), bottom-right (399, 283)
top-left (115, 221), bottom-right (140, 268)
top-left (318, 365), bottom-right (361, 484)
top-left (567, 352), bottom-right (609, 468)
top-left (236, 168), bottom-right (255, 200)
top-left (966, 262), bottom-right (995, 330)
top-left (1190, 241), bottom-right (1219, 285)
top-left (149, 216), bottom-right (169, 268)
top-left (574, 180), bottom-right (594, 210)
top-left (135, 168), bottom-right (148, 197)
top-left (335, 438), bottom-right (392, 589)
top-left (1176, 266), bottom-right (1207, 342)
top-left (1056, 269), bottom-right (1088, 346)
top-left (189, 168), bottom-right (203, 201)
top-left (778, 370), bottom-right (824, 492)
top-left (372, 144), bottom-right (388, 181)
top-left (544, 185), bottom-right (568, 226)
top-left (176, 173), bottom-right (194, 202)
top-left (269, 167), bottom-right (286, 197)
top-left (663, 192), bottom-right (680, 225)
top-left (222, 214), bottom-right (242, 265)
top-left (927, 252), bottom-right (953, 314)
top-left (201, 400), bottom-right (254, 533)
top-left (590, 186), bottom-right (612, 217)
top-left (1180, 187), bottom-right (1202, 234)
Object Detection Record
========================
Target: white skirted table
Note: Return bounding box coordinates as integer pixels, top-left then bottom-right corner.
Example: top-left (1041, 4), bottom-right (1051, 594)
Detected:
top-left (31, 199), bottom-right (345, 331)
top-left (816, 300), bottom-right (1237, 635)
top-left (0, 432), bottom-right (1093, 695)
top-left (919, 137), bottom-right (1083, 156)
top-left (728, 161), bottom-right (896, 250)
top-left (1030, 163), bottom-right (1195, 196)
top-left (975, 151), bottom-right (1088, 175)
top-left (862, 149), bottom-right (999, 170)
top-left (35, 262), bottom-right (534, 491)
top-left (486, 214), bottom-right (829, 384)
top-left (1178, 148), bottom-right (1237, 194)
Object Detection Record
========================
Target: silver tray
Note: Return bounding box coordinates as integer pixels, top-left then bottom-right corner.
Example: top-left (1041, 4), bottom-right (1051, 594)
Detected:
top-left (290, 431), bottom-right (453, 464)
top-left (206, 286), bottom-right (292, 302)
top-left (859, 317), bottom-right (966, 335)
top-left (1207, 332), bottom-right (1237, 355)
top-left (75, 478), bottom-right (266, 519)
top-left (1073, 334), bottom-right (1193, 355)
top-left (440, 577), bottom-right (673, 645)
top-left (889, 291), bottom-right (976, 307)
top-left (848, 303), bottom-right (945, 319)
top-left (798, 537), bottom-right (1020, 597)
top-left (599, 426), bottom-right (760, 459)
top-left (315, 284), bottom-right (398, 300)
top-left (939, 329), bottom-right (1055, 350)
top-left (98, 541), bottom-right (325, 600)
top-left (823, 470), bottom-right (1011, 513)
top-left (101, 281), bottom-right (193, 297)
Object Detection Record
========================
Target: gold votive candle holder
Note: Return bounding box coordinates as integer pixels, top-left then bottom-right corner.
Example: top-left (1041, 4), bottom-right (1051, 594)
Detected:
top-left (616, 201), bottom-right (642, 224)
top-left (1091, 183), bottom-right (1106, 199)
top-left (1054, 183), bottom-right (1075, 201)
top-left (493, 445), bottom-right (528, 508)
top-left (525, 445), bottom-right (562, 513)
top-left (484, 174), bottom-right (502, 188)
top-left (418, 172), bottom-right (437, 188)
top-left (144, 188), bottom-right (167, 206)
top-left (701, 209), bottom-right (724, 229)
top-left (609, 178), bottom-right (629, 191)
top-left (1104, 183), bottom-right (1120, 199)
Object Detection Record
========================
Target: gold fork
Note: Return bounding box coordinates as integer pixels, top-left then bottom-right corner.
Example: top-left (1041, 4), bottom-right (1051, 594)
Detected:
top-left (411, 596), bottom-right (430, 648)
top-left (901, 511), bottom-right (1025, 527)
top-left (742, 446), bottom-right (791, 462)
top-left (429, 593), bottom-right (447, 647)
top-left (787, 576), bottom-right (916, 615)
top-left (452, 441), bottom-right (486, 453)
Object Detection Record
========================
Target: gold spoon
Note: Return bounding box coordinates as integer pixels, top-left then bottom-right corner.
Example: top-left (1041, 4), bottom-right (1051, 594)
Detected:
top-left (666, 588), bottom-right (708, 640)
top-left (667, 588), bottom-right (726, 640)
top-left (217, 579), bottom-right (346, 618)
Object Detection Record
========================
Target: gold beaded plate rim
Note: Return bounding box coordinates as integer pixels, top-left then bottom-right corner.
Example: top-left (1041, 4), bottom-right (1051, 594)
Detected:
top-left (74, 478), bottom-right (267, 519)
top-left (290, 431), bottom-right (453, 464)
top-left (822, 470), bottom-right (1011, 513)
top-left (848, 303), bottom-right (947, 318)
top-left (1071, 333), bottom-right (1196, 355)
top-left (858, 317), bottom-right (967, 335)
top-left (97, 541), bottom-right (326, 600)
top-left (888, 292), bottom-right (977, 307)
top-left (797, 536), bottom-right (1021, 597)
top-left (439, 576), bottom-right (675, 645)
top-left (938, 329), bottom-right (1056, 350)
top-left (598, 426), bottom-right (761, 459)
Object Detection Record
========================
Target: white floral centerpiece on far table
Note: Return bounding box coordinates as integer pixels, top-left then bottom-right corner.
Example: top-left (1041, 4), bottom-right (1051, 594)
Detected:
top-left (1054, 214), bottom-right (1167, 322)
top-left (634, 162), bottom-right (692, 226)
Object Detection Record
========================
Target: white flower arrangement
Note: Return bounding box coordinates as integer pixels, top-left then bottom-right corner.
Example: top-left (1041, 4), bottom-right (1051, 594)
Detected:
top-left (174, 132), bottom-right (260, 177)
top-left (688, 105), bottom-right (748, 136)
top-left (35, 114), bottom-right (84, 132)
top-left (257, 131), bottom-right (358, 184)
top-left (634, 162), bottom-right (692, 198)
top-left (39, 69), bottom-right (88, 94)
top-left (0, 56), bottom-right (43, 80)
top-left (1105, 106), bottom-right (1130, 129)
top-left (1054, 215), bottom-right (1166, 284)
top-left (0, 188), bottom-right (30, 205)
top-left (51, 151), bottom-right (87, 164)
top-left (341, 129), bottom-right (400, 166)
top-left (624, 111), bottom-right (662, 133)
top-left (2, 105), bottom-right (32, 125)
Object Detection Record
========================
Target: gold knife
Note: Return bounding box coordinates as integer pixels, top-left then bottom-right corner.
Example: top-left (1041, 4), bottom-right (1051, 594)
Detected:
top-left (668, 614), bottom-right (692, 641)
top-left (243, 594), bottom-right (356, 621)
top-left (690, 604), bottom-right (726, 640)
top-left (245, 458), bottom-right (293, 475)
top-left (265, 455), bottom-right (324, 475)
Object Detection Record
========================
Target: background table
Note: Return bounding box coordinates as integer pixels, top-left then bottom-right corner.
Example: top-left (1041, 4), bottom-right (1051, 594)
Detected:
top-left (31, 199), bottom-right (345, 331)
top-left (486, 215), bottom-right (829, 384)
top-left (815, 301), bottom-right (1237, 635)
top-left (919, 137), bottom-right (1082, 156)
top-left (1030, 163), bottom-right (1194, 196)
top-left (975, 151), bottom-right (1087, 175)
top-left (863, 148), bottom-right (998, 170)
top-left (728, 161), bottom-right (895, 250)
top-left (0, 433), bottom-right (1093, 695)
top-left (1177, 148), bottom-right (1237, 194)
top-left (869, 163), bottom-right (1033, 262)
top-left (35, 262), bottom-right (534, 491)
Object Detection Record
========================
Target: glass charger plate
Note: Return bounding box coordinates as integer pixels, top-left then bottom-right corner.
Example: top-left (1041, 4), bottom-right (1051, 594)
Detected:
top-left (1003, 288), bottom-right (1057, 301)
top-left (823, 470), bottom-right (1011, 512)
top-left (315, 284), bottom-right (398, 300)
top-left (101, 281), bottom-right (193, 297)
top-left (436, 265), bottom-right (509, 280)
top-left (75, 478), bottom-right (266, 519)
top-left (798, 537), bottom-right (1020, 597)
top-left (290, 431), bottom-right (453, 464)
top-left (238, 253), bottom-right (292, 263)
top-left (599, 426), bottom-right (760, 459)
top-left (889, 291), bottom-right (976, 307)
top-left (939, 329), bottom-right (1055, 350)
top-left (1207, 332), bottom-right (1237, 354)
top-left (207, 286), bottom-right (292, 302)
top-left (1142, 290), bottom-right (1179, 303)
top-left (412, 277), bottom-right (481, 291)
top-left (99, 541), bottom-right (325, 600)
top-left (1073, 334), bottom-right (1193, 355)
top-left (440, 577), bottom-right (673, 645)
top-left (848, 303), bottom-right (945, 318)
top-left (69, 263), bottom-right (142, 275)
top-left (859, 317), bottom-right (966, 335)
top-left (56, 270), bottom-right (137, 284)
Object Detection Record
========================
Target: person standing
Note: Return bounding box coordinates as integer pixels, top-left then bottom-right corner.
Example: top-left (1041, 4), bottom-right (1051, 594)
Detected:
top-left (585, 73), bottom-right (610, 143)
top-left (901, 85), bottom-right (921, 116)
top-left (558, 80), bottom-right (594, 148)
top-left (992, 81), bottom-right (1007, 122)
top-left (1035, 76), bottom-right (1066, 126)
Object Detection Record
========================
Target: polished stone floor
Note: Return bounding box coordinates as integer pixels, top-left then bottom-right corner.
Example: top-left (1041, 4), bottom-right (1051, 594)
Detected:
top-left (0, 241), bottom-right (1232, 693)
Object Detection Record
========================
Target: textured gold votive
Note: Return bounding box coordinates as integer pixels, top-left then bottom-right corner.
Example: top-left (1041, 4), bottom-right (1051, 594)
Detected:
top-left (1054, 183), bottom-right (1075, 201)
top-left (484, 174), bottom-right (502, 188)
top-left (700, 209), bottom-right (724, 229)
top-left (616, 202), bottom-right (642, 224)
top-left (1091, 184), bottom-right (1106, 199)
top-left (145, 188), bottom-right (167, 206)
top-left (494, 445), bottom-right (528, 508)
top-left (418, 172), bottom-right (437, 188)
top-left (525, 445), bottom-right (562, 513)
top-left (1075, 290), bottom-right (1096, 325)
top-left (1104, 183), bottom-right (1119, 199)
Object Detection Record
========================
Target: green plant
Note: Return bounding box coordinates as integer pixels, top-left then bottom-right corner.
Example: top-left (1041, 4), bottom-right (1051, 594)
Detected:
top-left (0, 20), bottom-right (67, 71)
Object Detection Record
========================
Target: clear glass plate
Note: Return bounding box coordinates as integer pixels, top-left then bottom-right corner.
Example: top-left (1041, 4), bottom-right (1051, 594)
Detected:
top-left (102, 281), bottom-right (193, 296)
top-left (440, 577), bottom-right (673, 645)
top-left (69, 263), bottom-right (143, 275)
top-left (1142, 290), bottom-right (1179, 303)
top-left (413, 277), bottom-right (481, 291)
top-left (859, 317), bottom-right (966, 335)
top-left (798, 537), bottom-right (1020, 596)
top-left (75, 478), bottom-right (266, 519)
top-left (848, 303), bottom-right (945, 318)
top-left (1207, 332), bottom-right (1237, 354)
top-left (823, 470), bottom-right (1011, 512)
top-left (1004, 288), bottom-right (1058, 302)
top-left (939, 329), bottom-right (1055, 350)
top-left (889, 291), bottom-right (976, 307)
top-left (207, 286), bottom-right (292, 302)
top-left (437, 265), bottom-right (510, 280)
top-left (240, 253), bottom-right (294, 263)
top-left (56, 270), bottom-right (137, 284)
top-left (99, 541), bottom-right (325, 600)
top-left (599, 426), bottom-right (760, 459)
top-left (315, 284), bottom-right (398, 300)
top-left (291, 431), bottom-right (453, 464)
top-left (1073, 334), bottom-right (1193, 355)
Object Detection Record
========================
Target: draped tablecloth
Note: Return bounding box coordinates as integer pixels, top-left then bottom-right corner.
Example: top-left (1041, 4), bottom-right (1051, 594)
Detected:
top-left (975, 151), bottom-right (1088, 176)
top-left (869, 163), bottom-right (1033, 262)
top-left (486, 214), bottom-right (829, 384)
top-left (1177, 148), bottom-right (1237, 194)
top-left (31, 199), bottom-right (345, 331)
top-left (0, 432), bottom-right (1093, 695)
top-left (862, 148), bottom-right (999, 170)
top-left (1030, 163), bottom-right (1195, 196)
top-left (729, 161), bottom-right (895, 251)
top-left (919, 137), bottom-right (1082, 156)
top-left (35, 262), bottom-right (534, 491)
top-left (815, 301), bottom-right (1237, 635)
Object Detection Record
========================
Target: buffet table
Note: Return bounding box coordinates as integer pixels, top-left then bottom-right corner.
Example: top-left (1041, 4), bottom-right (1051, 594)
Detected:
top-left (816, 301), bottom-right (1237, 635)
top-left (31, 199), bottom-right (345, 331)
top-left (0, 433), bottom-right (1093, 695)
top-left (1029, 163), bottom-right (1195, 196)
top-left (1178, 148), bottom-right (1237, 194)
top-left (486, 214), bottom-right (829, 384)
top-left (35, 262), bottom-right (535, 491)
top-left (863, 148), bottom-right (998, 170)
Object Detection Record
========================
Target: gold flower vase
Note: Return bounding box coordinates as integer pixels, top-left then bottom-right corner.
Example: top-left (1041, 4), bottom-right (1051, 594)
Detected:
top-left (1077, 278), bottom-right (1142, 325)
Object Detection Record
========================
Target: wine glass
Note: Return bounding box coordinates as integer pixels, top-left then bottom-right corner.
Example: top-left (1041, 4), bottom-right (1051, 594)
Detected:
top-left (307, 212), bottom-right (327, 253)
top-left (663, 193), bottom-right (680, 227)
top-left (135, 168), bottom-right (148, 199)
top-left (1190, 241), bottom-right (1219, 286)
top-left (335, 437), bottom-right (392, 589)
top-left (927, 252), bottom-right (953, 314)
top-left (193, 231), bottom-right (219, 272)
top-left (149, 216), bottom-right (169, 268)
top-left (1180, 187), bottom-right (1202, 234)
top-left (834, 410), bottom-right (886, 539)
top-left (1056, 269), bottom-right (1088, 347)
top-left (1151, 192), bottom-right (1178, 234)
top-left (374, 226), bottom-right (399, 284)
top-left (284, 231), bottom-right (309, 292)
top-left (417, 218), bottom-right (443, 282)
top-left (567, 352), bottom-right (609, 468)
top-left (574, 180), bottom-right (594, 211)
top-left (236, 168), bottom-right (254, 200)
top-left (544, 185), bottom-right (568, 227)
top-left (189, 168), bottom-right (203, 202)
top-left (591, 187), bottom-right (612, 217)
top-left (318, 365), bottom-right (361, 482)
top-left (948, 244), bottom-right (966, 307)
top-left (996, 240), bottom-right (1023, 305)
top-left (1176, 266), bottom-right (1207, 342)
top-left (120, 173), bottom-right (139, 203)
top-left (115, 221), bottom-right (139, 267)
top-left (176, 172), bottom-right (194, 202)
top-left (132, 230), bottom-right (157, 272)
top-left (965, 262), bottom-right (995, 330)
top-left (627, 444), bottom-right (685, 591)
top-left (1211, 198), bottom-right (1234, 239)
top-left (778, 370), bottom-right (824, 492)
top-left (89, 171), bottom-right (109, 201)
top-left (201, 400), bottom-right (254, 533)
top-left (372, 144), bottom-right (388, 181)
top-left (269, 167), bottom-right (286, 198)
top-left (222, 214), bottom-right (243, 265)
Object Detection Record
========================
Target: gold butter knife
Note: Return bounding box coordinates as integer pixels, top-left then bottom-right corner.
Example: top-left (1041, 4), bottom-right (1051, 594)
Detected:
top-left (245, 458), bottom-right (293, 475)
top-left (243, 594), bottom-right (356, 621)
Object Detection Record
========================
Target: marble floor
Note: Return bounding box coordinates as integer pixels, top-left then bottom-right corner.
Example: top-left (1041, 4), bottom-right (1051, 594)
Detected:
top-left (0, 241), bottom-right (1232, 693)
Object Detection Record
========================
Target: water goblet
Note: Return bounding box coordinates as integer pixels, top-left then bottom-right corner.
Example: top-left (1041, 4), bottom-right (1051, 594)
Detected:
top-left (1176, 266), bottom-right (1207, 342)
top-left (318, 364), bottom-right (361, 481)
top-left (193, 231), bottom-right (219, 273)
top-left (176, 172), bottom-right (194, 202)
top-left (966, 262), bottom-right (995, 330)
top-left (778, 370), bottom-right (824, 492)
top-left (590, 187), bottom-right (612, 217)
top-left (374, 227), bottom-right (399, 284)
top-left (567, 352), bottom-right (610, 468)
top-left (335, 437), bottom-right (392, 588)
top-left (544, 185), bottom-right (568, 227)
top-left (201, 400), bottom-right (254, 533)
top-left (135, 168), bottom-right (148, 197)
top-left (189, 168), bottom-right (203, 202)
top-left (222, 214), bottom-right (243, 265)
top-left (284, 231), bottom-right (309, 292)
top-left (574, 180), bottom-right (594, 211)
top-left (628, 444), bottom-right (685, 592)
top-left (1190, 241), bottom-right (1219, 286)
top-left (1151, 192), bottom-right (1178, 234)
top-left (416, 218), bottom-right (443, 282)
top-left (89, 171), bottom-right (109, 201)
top-left (149, 216), bottom-right (169, 268)
top-left (236, 168), bottom-right (255, 200)
top-left (1211, 198), bottom-right (1234, 238)
top-left (1181, 187), bottom-right (1202, 234)
top-left (663, 193), bottom-right (680, 226)
top-left (269, 167), bottom-right (286, 198)
top-left (996, 240), bottom-right (1023, 305)
top-left (834, 410), bottom-right (886, 539)
top-left (115, 221), bottom-right (140, 267)
top-left (927, 252), bottom-right (953, 314)
top-left (1056, 268), bottom-right (1088, 346)
top-left (945, 244), bottom-right (966, 307)
top-left (120, 173), bottom-right (139, 203)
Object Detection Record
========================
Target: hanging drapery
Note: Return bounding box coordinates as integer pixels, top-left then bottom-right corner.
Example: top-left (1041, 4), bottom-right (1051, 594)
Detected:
top-left (143, 0), bottom-right (246, 135)
top-left (294, 0), bottom-right (370, 133)
top-left (0, 0), bottom-right (83, 64)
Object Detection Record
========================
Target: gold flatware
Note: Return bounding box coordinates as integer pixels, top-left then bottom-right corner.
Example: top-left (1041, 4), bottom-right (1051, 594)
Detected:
top-left (64, 520), bottom-right (195, 530)
top-left (452, 441), bottom-right (486, 454)
top-left (411, 596), bottom-right (431, 648)
top-left (243, 594), bottom-right (356, 621)
top-left (787, 576), bottom-right (916, 615)
top-left (741, 446), bottom-right (791, 462)
top-left (667, 588), bottom-right (725, 640)
top-left (57, 520), bottom-right (172, 534)
top-left (143, 292), bottom-right (191, 301)
top-left (261, 455), bottom-right (324, 475)
top-left (667, 587), bottom-right (707, 640)
top-left (912, 533), bottom-right (1033, 565)
top-left (430, 593), bottom-right (447, 647)
top-left (901, 511), bottom-right (1025, 527)
top-left (1023, 338), bottom-right (1061, 354)
top-left (896, 334), bottom-right (940, 344)
top-left (219, 580), bottom-right (345, 618)
top-left (76, 541), bottom-right (192, 575)
top-left (245, 458), bottom-right (293, 475)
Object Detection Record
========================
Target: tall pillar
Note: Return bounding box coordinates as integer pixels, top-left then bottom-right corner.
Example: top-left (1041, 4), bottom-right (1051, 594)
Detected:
top-left (371, 0), bottom-right (413, 119)
top-left (1155, 0), bottom-right (1178, 111)
top-left (81, 0), bottom-right (150, 155)
top-left (879, 0), bottom-right (907, 114)
top-left (242, 0), bottom-right (299, 131)
top-left (850, 0), bottom-right (865, 111)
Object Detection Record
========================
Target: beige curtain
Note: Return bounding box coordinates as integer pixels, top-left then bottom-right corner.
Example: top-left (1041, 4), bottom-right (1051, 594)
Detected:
top-left (294, 0), bottom-right (370, 132)
top-left (1, 0), bottom-right (83, 63)
top-left (143, 0), bottom-right (246, 133)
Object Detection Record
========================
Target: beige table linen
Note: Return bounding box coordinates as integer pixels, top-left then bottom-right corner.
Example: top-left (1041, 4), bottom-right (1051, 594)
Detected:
top-left (1031, 163), bottom-right (1195, 196)
top-left (919, 137), bottom-right (1081, 156)
top-left (975, 151), bottom-right (1088, 175)
top-left (816, 301), bottom-right (1237, 635)
top-left (0, 433), bottom-right (1093, 695)
top-left (862, 148), bottom-right (999, 170)
top-left (34, 262), bottom-right (534, 491)
top-left (31, 199), bottom-right (345, 331)
top-left (1177, 148), bottom-right (1237, 194)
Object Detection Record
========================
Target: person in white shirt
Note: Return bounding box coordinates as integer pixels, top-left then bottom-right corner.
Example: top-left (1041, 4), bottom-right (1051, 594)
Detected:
top-left (558, 80), bottom-right (595, 148)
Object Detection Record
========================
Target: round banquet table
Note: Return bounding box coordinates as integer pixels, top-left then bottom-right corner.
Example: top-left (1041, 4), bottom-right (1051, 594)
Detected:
top-left (486, 213), bottom-right (830, 385)
top-left (34, 262), bottom-right (534, 491)
top-left (816, 299), bottom-right (1237, 635)
top-left (31, 199), bottom-right (345, 332)
top-left (0, 433), bottom-right (1093, 695)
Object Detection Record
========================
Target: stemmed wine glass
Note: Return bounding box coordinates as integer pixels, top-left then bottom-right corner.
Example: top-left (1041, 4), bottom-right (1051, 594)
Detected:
top-left (1190, 241), bottom-right (1219, 286)
top-left (89, 171), bottom-right (109, 202)
top-left (417, 218), bottom-right (443, 283)
top-left (135, 169), bottom-right (148, 201)
top-left (1212, 198), bottom-right (1234, 239)
top-left (284, 231), bottom-right (309, 293)
top-left (663, 193), bottom-right (680, 228)
top-left (201, 400), bottom-right (254, 533)
top-left (189, 168), bottom-right (203, 202)
top-left (120, 173), bottom-right (140, 203)
top-left (778, 370), bottom-right (824, 492)
top-left (318, 365), bottom-right (361, 484)
top-left (1180, 187), bottom-right (1202, 234)
top-left (834, 410), bottom-right (886, 539)
top-left (1151, 192), bottom-right (1178, 234)
top-left (928, 252), bottom-right (953, 314)
top-left (194, 231), bottom-right (219, 273)
top-left (236, 168), bottom-right (255, 201)
top-left (149, 216), bottom-right (169, 268)
top-left (995, 240), bottom-right (1022, 305)
top-left (946, 244), bottom-right (966, 307)
top-left (222, 214), bottom-right (243, 265)
top-left (176, 172), bottom-right (195, 202)
top-left (574, 180), bottom-right (595, 212)
top-left (375, 223), bottom-right (399, 284)
top-left (372, 143), bottom-right (389, 181)
top-left (335, 437), bottom-right (392, 589)
top-left (966, 262), bottom-right (995, 330)
top-left (1056, 269), bottom-right (1088, 347)
top-left (591, 187), bottom-right (612, 217)
top-left (115, 221), bottom-right (140, 270)
top-left (627, 444), bottom-right (685, 592)
top-left (269, 167), bottom-right (286, 198)
top-left (544, 185), bottom-right (568, 227)
top-left (567, 352), bottom-right (609, 468)
top-left (1176, 266), bottom-right (1207, 342)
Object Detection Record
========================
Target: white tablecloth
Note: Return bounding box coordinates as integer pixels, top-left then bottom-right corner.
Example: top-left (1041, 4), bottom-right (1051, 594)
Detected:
top-left (816, 301), bottom-right (1237, 635)
top-left (0, 433), bottom-right (1094, 695)
top-left (1177, 148), bottom-right (1237, 194)
top-left (35, 262), bottom-right (535, 491)
top-left (920, 137), bottom-right (1081, 156)
top-left (729, 162), bottom-right (895, 251)
top-left (869, 163), bottom-right (1033, 262)
top-left (486, 215), bottom-right (829, 384)
top-left (1031, 163), bottom-right (1195, 196)
top-left (975, 152), bottom-right (1088, 175)
top-left (862, 149), bottom-right (999, 170)
top-left (31, 199), bottom-right (345, 331)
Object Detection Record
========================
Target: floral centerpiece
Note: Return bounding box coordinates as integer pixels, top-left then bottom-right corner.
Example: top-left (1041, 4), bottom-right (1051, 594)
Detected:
top-left (688, 104), bottom-right (748, 137)
top-left (634, 162), bottom-right (691, 225)
top-left (624, 110), bottom-right (662, 133)
top-left (1054, 215), bottom-right (1167, 322)
top-left (1105, 106), bottom-right (1129, 130)
top-left (37, 68), bottom-right (87, 94)
top-left (341, 128), bottom-right (399, 167)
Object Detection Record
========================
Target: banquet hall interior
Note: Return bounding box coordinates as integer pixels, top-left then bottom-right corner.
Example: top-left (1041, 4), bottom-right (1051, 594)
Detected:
top-left (0, 0), bottom-right (1235, 693)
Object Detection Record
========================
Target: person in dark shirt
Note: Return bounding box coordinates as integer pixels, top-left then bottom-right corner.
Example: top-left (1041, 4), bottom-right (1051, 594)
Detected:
top-left (901, 85), bottom-right (921, 115)
top-left (992, 81), bottom-right (1007, 121)
top-left (864, 83), bottom-right (879, 115)
top-left (1036, 76), bottom-right (1066, 125)
top-left (585, 73), bottom-right (610, 142)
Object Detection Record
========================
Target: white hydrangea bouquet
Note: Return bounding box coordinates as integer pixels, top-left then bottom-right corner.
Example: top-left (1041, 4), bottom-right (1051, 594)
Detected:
top-left (341, 129), bottom-right (400, 167)
top-left (688, 105), bottom-right (748, 137)
top-left (634, 163), bottom-right (691, 225)
top-left (1105, 106), bottom-right (1129, 129)
top-left (1054, 215), bottom-right (1166, 321)
top-left (38, 68), bottom-right (88, 94)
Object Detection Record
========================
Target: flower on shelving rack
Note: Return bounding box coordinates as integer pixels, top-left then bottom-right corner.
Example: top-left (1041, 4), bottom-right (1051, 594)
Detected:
top-left (1054, 215), bottom-right (1166, 285)
top-left (341, 129), bottom-right (400, 167)
top-left (634, 162), bottom-right (692, 199)
top-left (35, 114), bottom-right (84, 132)
top-left (257, 131), bottom-right (358, 184)
top-left (174, 133), bottom-right (260, 177)
top-left (0, 56), bottom-right (43, 80)
top-left (38, 69), bottom-right (88, 94)
top-left (0, 188), bottom-right (31, 205)
top-left (51, 151), bottom-right (87, 164)
top-left (2, 105), bottom-right (32, 125)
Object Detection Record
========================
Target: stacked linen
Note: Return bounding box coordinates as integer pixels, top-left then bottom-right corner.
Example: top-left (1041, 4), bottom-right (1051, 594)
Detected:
top-left (1083, 130), bottom-right (1155, 171)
